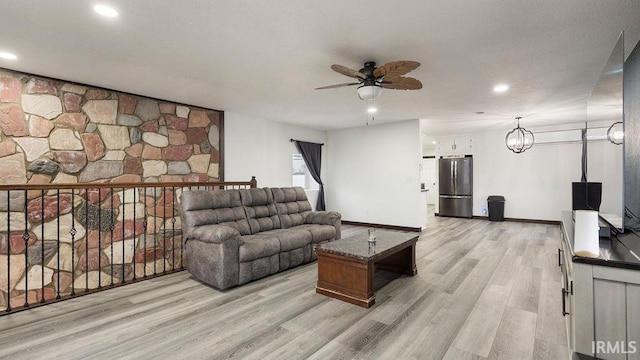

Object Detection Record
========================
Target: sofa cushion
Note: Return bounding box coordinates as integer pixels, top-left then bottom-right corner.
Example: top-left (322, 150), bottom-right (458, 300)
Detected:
top-left (261, 228), bottom-right (312, 252)
top-left (238, 234), bottom-right (281, 262)
top-left (292, 224), bottom-right (337, 243)
top-left (239, 255), bottom-right (279, 285)
top-left (180, 189), bottom-right (251, 236)
top-left (279, 247), bottom-right (310, 271)
top-left (271, 187), bottom-right (312, 228)
top-left (239, 188), bottom-right (281, 234)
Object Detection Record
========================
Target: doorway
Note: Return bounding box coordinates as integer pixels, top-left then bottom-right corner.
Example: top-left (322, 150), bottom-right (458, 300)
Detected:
top-left (422, 157), bottom-right (437, 205)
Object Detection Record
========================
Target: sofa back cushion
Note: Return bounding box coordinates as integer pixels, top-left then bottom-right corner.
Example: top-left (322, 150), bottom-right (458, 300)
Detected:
top-left (180, 189), bottom-right (251, 237)
top-left (271, 187), bottom-right (312, 228)
top-left (239, 188), bottom-right (281, 234)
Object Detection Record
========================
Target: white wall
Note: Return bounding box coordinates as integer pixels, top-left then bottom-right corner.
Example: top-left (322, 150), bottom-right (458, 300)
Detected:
top-left (225, 111), bottom-right (622, 224)
top-left (422, 147), bottom-right (436, 157)
top-left (434, 126), bottom-right (623, 221)
top-left (224, 111), bottom-right (327, 207)
top-left (326, 120), bottom-right (424, 228)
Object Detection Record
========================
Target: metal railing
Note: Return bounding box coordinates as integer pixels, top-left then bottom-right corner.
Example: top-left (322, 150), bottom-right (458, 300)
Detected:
top-left (0, 177), bottom-right (256, 315)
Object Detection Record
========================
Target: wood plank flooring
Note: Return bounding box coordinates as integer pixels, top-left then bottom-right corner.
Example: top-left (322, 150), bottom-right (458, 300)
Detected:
top-left (0, 210), bottom-right (570, 360)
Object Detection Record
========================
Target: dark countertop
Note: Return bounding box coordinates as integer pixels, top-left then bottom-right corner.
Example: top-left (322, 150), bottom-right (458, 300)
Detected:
top-left (561, 211), bottom-right (640, 270)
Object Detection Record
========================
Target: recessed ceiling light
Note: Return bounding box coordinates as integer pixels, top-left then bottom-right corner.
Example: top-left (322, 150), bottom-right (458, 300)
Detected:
top-left (94, 4), bottom-right (118, 17)
top-left (493, 84), bottom-right (509, 93)
top-left (431, 141), bottom-right (437, 144)
top-left (0, 51), bottom-right (17, 60)
top-left (367, 107), bottom-right (377, 113)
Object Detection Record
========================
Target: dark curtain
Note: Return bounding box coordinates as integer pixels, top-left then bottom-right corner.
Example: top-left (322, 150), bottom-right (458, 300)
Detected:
top-left (294, 140), bottom-right (325, 211)
top-left (581, 127), bottom-right (587, 182)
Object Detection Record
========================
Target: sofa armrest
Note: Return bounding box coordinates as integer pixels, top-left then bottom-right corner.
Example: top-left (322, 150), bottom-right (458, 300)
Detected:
top-left (306, 211), bottom-right (342, 240)
top-left (188, 224), bottom-right (241, 244)
top-left (184, 224), bottom-right (242, 290)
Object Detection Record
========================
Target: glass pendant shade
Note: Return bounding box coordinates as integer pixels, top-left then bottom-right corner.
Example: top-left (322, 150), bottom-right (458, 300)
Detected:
top-left (607, 121), bottom-right (623, 145)
top-left (505, 117), bottom-right (534, 153)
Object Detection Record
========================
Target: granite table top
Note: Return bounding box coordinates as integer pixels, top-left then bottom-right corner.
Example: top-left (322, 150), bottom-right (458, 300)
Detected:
top-left (316, 230), bottom-right (420, 262)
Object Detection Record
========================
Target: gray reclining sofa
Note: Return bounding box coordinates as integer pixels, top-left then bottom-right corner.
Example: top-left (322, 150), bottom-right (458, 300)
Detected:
top-left (180, 187), bottom-right (341, 290)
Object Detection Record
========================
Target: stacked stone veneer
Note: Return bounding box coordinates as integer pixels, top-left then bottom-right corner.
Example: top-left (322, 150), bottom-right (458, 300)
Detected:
top-left (0, 68), bottom-right (222, 310)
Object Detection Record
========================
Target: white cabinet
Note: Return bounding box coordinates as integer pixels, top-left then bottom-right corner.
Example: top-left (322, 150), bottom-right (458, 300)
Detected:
top-left (436, 136), bottom-right (473, 155)
top-left (593, 279), bottom-right (630, 360)
top-left (590, 268), bottom-right (640, 360)
top-left (628, 284), bottom-right (640, 360)
top-left (561, 212), bottom-right (640, 359)
top-left (560, 236), bottom-right (593, 355)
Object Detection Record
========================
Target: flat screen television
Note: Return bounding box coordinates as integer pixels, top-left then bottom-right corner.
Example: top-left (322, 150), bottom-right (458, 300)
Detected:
top-left (585, 33), bottom-right (625, 232)
top-left (624, 35), bottom-right (640, 235)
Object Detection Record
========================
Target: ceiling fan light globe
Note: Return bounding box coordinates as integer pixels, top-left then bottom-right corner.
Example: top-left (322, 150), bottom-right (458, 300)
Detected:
top-left (357, 85), bottom-right (383, 100)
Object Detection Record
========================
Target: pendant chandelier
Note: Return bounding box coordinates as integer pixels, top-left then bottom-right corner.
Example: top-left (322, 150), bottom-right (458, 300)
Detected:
top-left (505, 117), bottom-right (534, 153)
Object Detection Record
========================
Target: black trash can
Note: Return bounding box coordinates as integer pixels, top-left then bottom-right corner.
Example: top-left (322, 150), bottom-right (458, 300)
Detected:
top-left (487, 195), bottom-right (505, 221)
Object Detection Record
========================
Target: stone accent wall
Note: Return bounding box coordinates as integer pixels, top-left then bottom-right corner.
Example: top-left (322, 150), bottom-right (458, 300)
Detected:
top-left (0, 68), bottom-right (223, 309)
top-left (0, 68), bottom-right (222, 184)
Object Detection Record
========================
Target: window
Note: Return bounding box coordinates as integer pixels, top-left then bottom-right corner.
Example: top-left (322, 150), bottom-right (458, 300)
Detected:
top-left (292, 154), bottom-right (319, 190)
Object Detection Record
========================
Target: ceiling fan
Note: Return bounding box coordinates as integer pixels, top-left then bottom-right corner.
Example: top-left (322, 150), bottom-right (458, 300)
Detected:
top-left (315, 61), bottom-right (422, 100)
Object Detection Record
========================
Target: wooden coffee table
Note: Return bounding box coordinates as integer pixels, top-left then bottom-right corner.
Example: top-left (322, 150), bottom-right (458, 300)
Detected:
top-left (315, 230), bottom-right (419, 308)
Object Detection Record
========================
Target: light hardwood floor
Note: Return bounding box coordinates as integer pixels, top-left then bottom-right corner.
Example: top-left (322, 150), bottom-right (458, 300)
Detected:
top-left (0, 210), bottom-right (569, 360)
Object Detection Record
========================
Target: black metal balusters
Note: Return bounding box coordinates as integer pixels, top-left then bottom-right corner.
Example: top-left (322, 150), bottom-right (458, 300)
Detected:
top-left (121, 188), bottom-right (126, 285)
top-left (6, 191), bottom-right (11, 313)
top-left (109, 190), bottom-right (115, 286)
top-left (56, 189), bottom-right (61, 300)
top-left (22, 189), bottom-right (28, 308)
top-left (98, 188), bottom-right (102, 290)
top-left (171, 186), bottom-right (176, 270)
top-left (132, 187), bottom-right (137, 281)
top-left (158, 187), bottom-right (161, 274)
top-left (70, 191), bottom-right (76, 297)
top-left (143, 187), bottom-right (147, 278)
top-left (40, 189), bottom-right (45, 303)
top-left (0, 178), bottom-right (256, 315)
top-left (84, 187), bottom-right (89, 292)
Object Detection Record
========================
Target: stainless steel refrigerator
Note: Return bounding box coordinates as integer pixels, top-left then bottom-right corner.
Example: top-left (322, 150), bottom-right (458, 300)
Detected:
top-left (439, 156), bottom-right (473, 218)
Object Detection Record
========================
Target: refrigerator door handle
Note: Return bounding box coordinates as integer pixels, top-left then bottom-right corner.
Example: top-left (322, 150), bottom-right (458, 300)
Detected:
top-left (450, 161), bottom-right (456, 193)
top-left (440, 195), bottom-right (470, 199)
top-left (452, 160), bottom-right (456, 193)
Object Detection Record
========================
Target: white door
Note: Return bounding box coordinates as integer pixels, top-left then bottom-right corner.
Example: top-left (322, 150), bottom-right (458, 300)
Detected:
top-left (423, 158), bottom-right (437, 204)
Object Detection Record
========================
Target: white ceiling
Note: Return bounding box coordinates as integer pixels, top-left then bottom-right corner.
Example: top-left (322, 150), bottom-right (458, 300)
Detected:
top-left (1, 0), bottom-right (639, 138)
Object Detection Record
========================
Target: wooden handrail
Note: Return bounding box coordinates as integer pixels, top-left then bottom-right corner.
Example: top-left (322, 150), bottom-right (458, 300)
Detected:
top-left (0, 176), bottom-right (257, 191)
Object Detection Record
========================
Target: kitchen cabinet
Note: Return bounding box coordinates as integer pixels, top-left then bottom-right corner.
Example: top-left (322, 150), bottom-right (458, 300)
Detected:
top-left (560, 211), bottom-right (640, 359)
top-left (590, 268), bottom-right (640, 360)
top-left (559, 236), bottom-right (593, 355)
top-left (436, 136), bottom-right (473, 155)
top-left (628, 284), bottom-right (640, 360)
top-left (593, 279), bottom-right (628, 360)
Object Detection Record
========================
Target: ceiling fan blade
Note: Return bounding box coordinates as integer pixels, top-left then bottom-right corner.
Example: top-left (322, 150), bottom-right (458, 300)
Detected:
top-left (374, 61), bottom-right (420, 78)
top-left (315, 82), bottom-right (360, 90)
top-left (381, 76), bottom-right (423, 90)
top-left (331, 64), bottom-right (367, 79)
